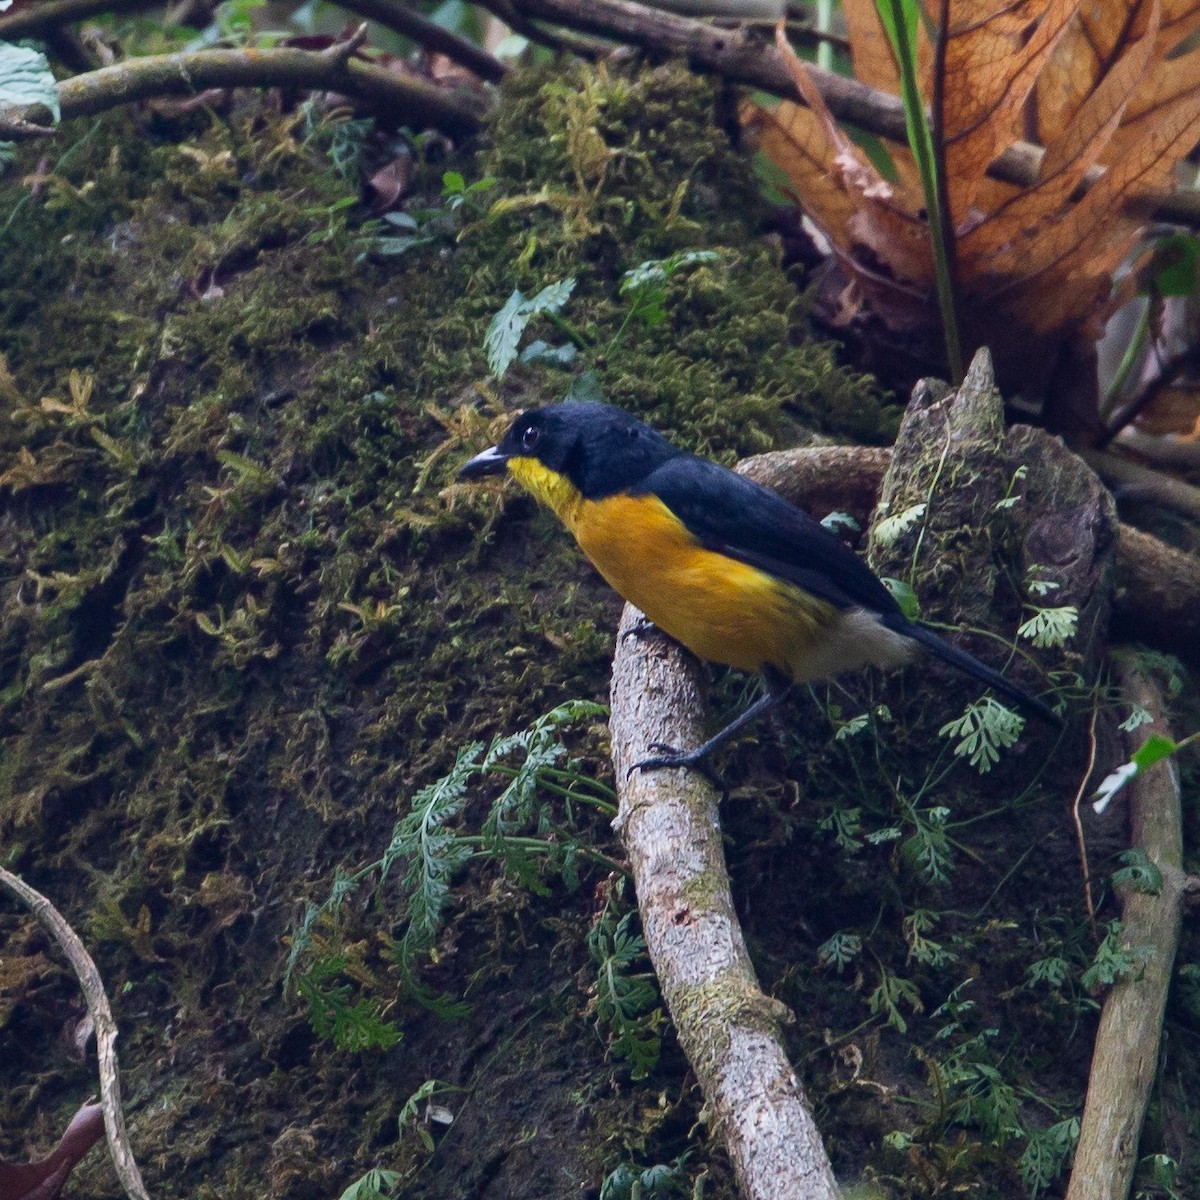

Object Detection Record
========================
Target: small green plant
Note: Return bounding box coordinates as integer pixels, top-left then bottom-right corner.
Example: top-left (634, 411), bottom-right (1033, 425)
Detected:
top-left (599, 1153), bottom-right (693, 1200)
top-left (481, 249), bottom-right (722, 386)
top-left (369, 170), bottom-right (496, 258)
top-left (485, 278), bottom-right (579, 378)
top-left (294, 955), bottom-right (403, 1052)
top-left (1134, 1152), bottom-right (1185, 1200)
top-left (1093, 726), bottom-right (1198, 814)
top-left (337, 1167), bottom-right (401, 1200)
top-left (868, 958), bottom-right (923, 1033)
top-left (287, 702), bottom-right (616, 1030)
top-left (939, 697), bottom-right (1026, 773)
top-left (817, 930), bottom-right (862, 973)
top-left (1017, 605), bottom-right (1078, 648)
top-left (612, 249), bottom-right (719, 344)
top-left (588, 892), bottom-right (665, 1079)
top-left (397, 1078), bottom-right (464, 1153)
top-left (1020, 1117), bottom-right (1080, 1196)
top-left (1080, 920), bottom-right (1152, 992)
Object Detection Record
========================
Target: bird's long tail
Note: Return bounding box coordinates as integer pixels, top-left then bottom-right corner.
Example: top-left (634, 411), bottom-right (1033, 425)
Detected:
top-left (888, 618), bottom-right (1063, 728)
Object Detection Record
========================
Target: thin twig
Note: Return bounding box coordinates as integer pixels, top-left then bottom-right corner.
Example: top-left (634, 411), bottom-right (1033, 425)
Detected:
top-left (1097, 344), bottom-right (1200, 450)
top-left (335, 0), bottom-right (508, 82)
top-left (1070, 696), bottom-right (1102, 936)
top-left (0, 866), bottom-right (150, 1200)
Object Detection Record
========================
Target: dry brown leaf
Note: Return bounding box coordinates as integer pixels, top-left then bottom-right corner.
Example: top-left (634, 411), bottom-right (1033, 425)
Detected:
top-left (1036, 0), bottom-right (1159, 184)
top-left (936, 0), bottom-right (1080, 222)
top-left (743, 0), bottom-right (1200, 409)
top-left (842, 0), bottom-right (902, 97)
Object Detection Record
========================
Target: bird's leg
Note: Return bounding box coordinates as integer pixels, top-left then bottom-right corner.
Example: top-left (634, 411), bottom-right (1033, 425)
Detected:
top-left (629, 671), bottom-right (793, 782)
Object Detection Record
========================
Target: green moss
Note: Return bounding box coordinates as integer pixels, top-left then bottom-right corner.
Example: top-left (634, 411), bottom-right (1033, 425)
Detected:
top-left (0, 59), bottom-right (886, 1199)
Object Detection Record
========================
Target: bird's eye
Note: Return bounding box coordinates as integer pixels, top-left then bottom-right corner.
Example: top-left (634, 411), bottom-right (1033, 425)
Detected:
top-left (521, 426), bottom-right (540, 451)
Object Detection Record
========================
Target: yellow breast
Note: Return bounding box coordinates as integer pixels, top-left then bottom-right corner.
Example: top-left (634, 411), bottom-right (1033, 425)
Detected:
top-left (569, 492), bottom-right (837, 676)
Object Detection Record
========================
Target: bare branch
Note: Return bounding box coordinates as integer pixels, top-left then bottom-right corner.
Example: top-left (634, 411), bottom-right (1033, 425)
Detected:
top-left (0, 866), bottom-right (150, 1200)
top-left (0, 0), bottom-right (161, 41)
top-left (0, 37), bottom-right (488, 141)
top-left (609, 606), bottom-right (841, 1200)
top-left (333, 0), bottom-right (509, 82)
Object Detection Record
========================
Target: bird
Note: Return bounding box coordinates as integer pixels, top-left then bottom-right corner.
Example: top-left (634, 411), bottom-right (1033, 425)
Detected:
top-left (459, 400), bottom-right (1061, 773)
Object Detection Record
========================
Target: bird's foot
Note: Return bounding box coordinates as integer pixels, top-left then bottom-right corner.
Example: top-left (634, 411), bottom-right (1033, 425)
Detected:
top-left (622, 615), bottom-right (659, 643)
top-left (627, 742), bottom-right (728, 795)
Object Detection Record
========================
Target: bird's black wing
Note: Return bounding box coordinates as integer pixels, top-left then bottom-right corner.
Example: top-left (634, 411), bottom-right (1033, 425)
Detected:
top-left (637, 454), bottom-right (902, 616)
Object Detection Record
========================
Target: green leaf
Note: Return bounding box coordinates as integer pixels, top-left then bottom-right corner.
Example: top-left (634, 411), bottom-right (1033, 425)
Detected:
top-left (874, 504), bottom-right (926, 546)
top-left (484, 278), bottom-right (576, 378)
top-left (1149, 233), bottom-right (1200, 297)
top-left (820, 510), bottom-right (860, 534)
top-left (939, 697), bottom-right (1024, 773)
top-left (881, 576), bottom-right (921, 621)
top-left (484, 289), bottom-right (530, 379)
top-left (1092, 730), bottom-right (1183, 814)
top-left (0, 43), bottom-right (59, 121)
top-left (1131, 731), bottom-right (1179, 770)
top-left (1017, 605), bottom-right (1078, 648)
top-left (338, 1167), bottom-right (402, 1200)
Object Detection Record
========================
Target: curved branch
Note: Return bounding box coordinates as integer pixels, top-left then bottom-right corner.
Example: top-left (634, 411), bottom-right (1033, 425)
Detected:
top-left (0, 32), bottom-right (488, 142)
top-left (0, 866), bottom-right (149, 1200)
top-left (609, 605), bottom-right (841, 1200)
top-left (0, 0), bottom-right (160, 41)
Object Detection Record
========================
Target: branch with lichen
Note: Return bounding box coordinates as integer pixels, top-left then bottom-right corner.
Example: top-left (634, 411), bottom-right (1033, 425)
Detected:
top-left (0, 25), bottom-right (487, 141)
top-left (608, 604), bottom-right (842, 1200)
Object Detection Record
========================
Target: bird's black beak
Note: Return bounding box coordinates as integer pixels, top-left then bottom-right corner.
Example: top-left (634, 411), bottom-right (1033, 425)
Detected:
top-left (459, 444), bottom-right (510, 480)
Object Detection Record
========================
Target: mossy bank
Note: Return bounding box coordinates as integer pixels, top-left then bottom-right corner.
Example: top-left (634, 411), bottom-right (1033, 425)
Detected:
top-left (0, 59), bottom-right (889, 1198)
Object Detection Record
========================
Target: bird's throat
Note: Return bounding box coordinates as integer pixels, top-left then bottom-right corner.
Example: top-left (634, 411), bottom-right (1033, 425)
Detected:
top-left (507, 457), bottom-right (584, 528)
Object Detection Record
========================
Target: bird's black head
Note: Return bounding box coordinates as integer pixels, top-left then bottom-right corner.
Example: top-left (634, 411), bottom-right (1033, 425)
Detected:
top-left (459, 401), bottom-right (679, 499)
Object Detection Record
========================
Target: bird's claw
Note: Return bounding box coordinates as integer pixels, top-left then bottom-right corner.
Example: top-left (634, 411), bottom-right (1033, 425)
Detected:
top-left (627, 743), bottom-right (729, 795)
top-left (621, 615), bottom-right (659, 643)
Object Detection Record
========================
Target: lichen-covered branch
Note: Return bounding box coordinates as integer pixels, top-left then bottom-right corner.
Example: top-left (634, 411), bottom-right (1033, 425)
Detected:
top-left (609, 605), bottom-right (840, 1200)
top-left (1065, 660), bottom-right (1185, 1200)
top-left (0, 31), bottom-right (487, 141)
top-left (0, 866), bottom-right (149, 1200)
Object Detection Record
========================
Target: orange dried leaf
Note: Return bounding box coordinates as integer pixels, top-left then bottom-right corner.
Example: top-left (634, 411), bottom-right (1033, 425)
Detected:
top-left (1037, 0), bottom-right (1159, 183)
top-left (934, 0), bottom-right (1080, 222)
top-left (842, 0), bottom-right (901, 95)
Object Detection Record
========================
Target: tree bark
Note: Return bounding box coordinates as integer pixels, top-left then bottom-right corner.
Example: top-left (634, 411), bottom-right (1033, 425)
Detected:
top-left (609, 606), bottom-right (841, 1200)
top-left (1065, 660), bottom-right (1186, 1200)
